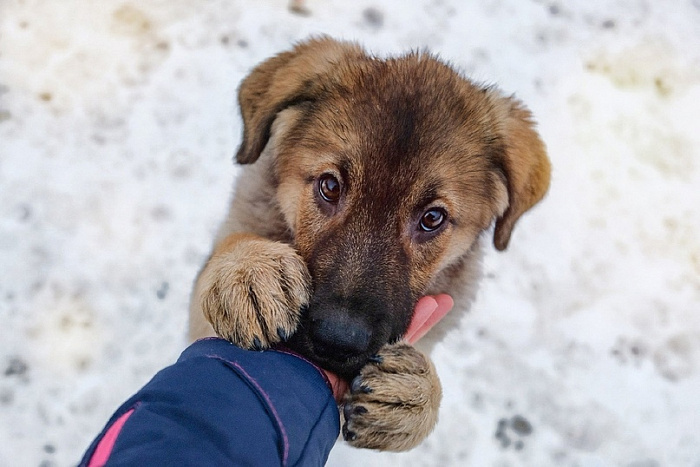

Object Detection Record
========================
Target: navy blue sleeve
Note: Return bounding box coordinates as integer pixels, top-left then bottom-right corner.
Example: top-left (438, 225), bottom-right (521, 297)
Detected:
top-left (80, 338), bottom-right (340, 467)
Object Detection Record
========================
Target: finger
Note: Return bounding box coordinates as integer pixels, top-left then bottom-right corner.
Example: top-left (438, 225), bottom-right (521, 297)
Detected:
top-left (324, 370), bottom-right (349, 403)
top-left (405, 294), bottom-right (454, 344)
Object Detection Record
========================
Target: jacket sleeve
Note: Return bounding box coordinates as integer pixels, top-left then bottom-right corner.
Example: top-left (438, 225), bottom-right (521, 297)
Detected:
top-left (80, 338), bottom-right (340, 467)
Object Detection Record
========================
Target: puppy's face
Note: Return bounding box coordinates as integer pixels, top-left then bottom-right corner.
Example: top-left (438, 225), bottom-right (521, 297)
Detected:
top-left (237, 38), bottom-right (550, 377)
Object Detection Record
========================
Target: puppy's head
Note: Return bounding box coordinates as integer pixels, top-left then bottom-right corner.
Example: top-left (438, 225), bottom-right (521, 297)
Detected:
top-left (236, 37), bottom-right (550, 378)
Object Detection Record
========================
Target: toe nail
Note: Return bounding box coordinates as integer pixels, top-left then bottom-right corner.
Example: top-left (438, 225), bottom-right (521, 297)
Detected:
top-left (343, 427), bottom-right (357, 442)
top-left (252, 337), bottom-right (263, 351)
top-left (277, 327), bottom-right (290, 342)
top-left (343, 404), bottom-right (353, 420)
top-left (351, 376), bottom-right (371, 394)
top-left (343, 404), bottom-right (367, 420)
top-left (367, 354), bottom-right (383, 364)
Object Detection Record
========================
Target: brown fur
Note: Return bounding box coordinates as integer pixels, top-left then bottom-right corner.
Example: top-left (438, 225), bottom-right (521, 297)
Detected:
top-left (189, 37), bottom-right (550, 451)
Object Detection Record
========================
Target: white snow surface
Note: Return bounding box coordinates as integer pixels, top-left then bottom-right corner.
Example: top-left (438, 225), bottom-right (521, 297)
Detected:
top-left (1, 1), bottom-right (699, 466)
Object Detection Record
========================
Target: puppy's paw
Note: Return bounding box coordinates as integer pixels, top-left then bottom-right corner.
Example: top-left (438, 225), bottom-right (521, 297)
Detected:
top-left (198, 238), bottom-right (311, 349)
top-left (342, 342), bottom-right (442, 452)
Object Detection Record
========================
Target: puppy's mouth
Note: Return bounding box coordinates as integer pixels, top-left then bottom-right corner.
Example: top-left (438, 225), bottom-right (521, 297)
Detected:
top-left (308, 346), bottom-right (371, 379)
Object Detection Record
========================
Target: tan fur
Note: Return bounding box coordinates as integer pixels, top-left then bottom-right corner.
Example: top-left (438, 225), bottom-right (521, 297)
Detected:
top-left (343, 342), bottom-right (442, 451)
top-left (491, 96), bottom-right (552, 251)
top-left (189, 37), bottom-right (550, 452)
top-left (194, 232), bottom-right (311, 348)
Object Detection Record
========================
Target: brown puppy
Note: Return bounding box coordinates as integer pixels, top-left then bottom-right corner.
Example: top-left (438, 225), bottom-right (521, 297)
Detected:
top-left (189, 37), bottom-right (550, 451)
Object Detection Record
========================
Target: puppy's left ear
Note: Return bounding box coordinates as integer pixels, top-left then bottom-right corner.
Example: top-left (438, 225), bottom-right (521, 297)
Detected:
top-left (492, 96), bottom-right (551, 251)
top-left (236, 37), bottom-right (364, 164)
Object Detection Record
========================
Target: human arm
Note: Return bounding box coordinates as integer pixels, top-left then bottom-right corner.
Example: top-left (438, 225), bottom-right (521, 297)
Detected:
top-left (80, 338), bottom-right (339, 466)
top-left (80, 295), bottom-right (453, 465)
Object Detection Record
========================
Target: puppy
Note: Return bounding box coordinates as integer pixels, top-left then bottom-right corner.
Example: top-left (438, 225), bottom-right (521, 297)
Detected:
top-left (189, 37), bottom-right (550, 451)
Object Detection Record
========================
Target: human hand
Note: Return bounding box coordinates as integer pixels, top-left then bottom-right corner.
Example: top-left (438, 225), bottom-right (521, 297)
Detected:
top-left (324, 294), bottom-right (454, 402)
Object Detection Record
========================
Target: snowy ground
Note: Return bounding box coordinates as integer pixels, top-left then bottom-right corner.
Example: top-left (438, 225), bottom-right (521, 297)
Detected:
top-left (1, 1), bottom-right (699, 465)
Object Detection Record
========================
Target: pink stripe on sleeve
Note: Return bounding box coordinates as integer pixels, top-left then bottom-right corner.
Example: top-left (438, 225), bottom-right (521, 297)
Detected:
top-left (88, 408), bottom-right (135, 467)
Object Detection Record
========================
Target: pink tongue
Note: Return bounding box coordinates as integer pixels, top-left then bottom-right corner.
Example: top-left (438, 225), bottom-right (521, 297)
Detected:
top-left (403, 294), bottom-right (454, 344)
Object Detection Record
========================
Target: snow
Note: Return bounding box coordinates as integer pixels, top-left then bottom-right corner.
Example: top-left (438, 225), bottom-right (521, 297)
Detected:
top-left (1, 0), bottom-right (699, 465)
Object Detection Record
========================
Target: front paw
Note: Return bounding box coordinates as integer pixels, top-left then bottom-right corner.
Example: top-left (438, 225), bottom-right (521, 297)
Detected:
top-left (342, 342), bottom-right (442, 452)
top-left (198, 238), bottom-right (311, 349)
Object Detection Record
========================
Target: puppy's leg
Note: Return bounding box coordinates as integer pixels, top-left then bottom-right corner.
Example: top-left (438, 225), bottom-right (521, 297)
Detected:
top-left (342, 342), bottom-right (442, 451)
top-left (190, 232), bottom-right (311, 349)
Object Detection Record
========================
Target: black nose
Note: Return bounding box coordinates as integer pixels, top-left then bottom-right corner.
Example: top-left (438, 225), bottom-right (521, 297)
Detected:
top-left (311, 314), bottom-right (372, 356)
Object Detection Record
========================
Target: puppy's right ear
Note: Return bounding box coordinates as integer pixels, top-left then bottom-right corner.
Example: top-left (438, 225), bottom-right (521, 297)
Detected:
top-left (491, 96), bottom-right (551, 251)
top-left (236, 37), bottom-right (364, 164)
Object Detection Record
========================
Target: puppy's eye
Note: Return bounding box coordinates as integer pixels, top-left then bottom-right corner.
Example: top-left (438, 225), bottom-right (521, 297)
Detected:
top-left (419, 208), bottom-right (447, 232)
top-left (318, 174), bottom-right (341, 203)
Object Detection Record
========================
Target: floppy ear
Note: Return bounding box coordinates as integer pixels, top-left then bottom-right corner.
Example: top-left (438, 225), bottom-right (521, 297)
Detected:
top-left (492, 97), bottom-right (551, 251)
top-left (236, 37), bottom-right (364, 164)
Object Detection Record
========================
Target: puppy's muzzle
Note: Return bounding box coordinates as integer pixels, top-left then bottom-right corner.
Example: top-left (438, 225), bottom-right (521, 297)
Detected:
top-left (311, 309), bottom-right (372, 356)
